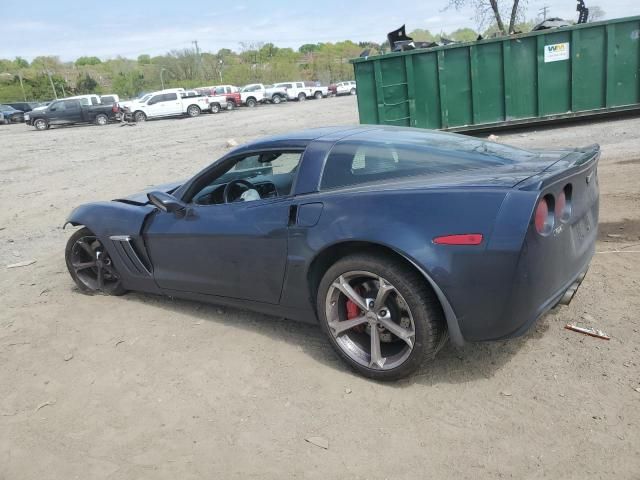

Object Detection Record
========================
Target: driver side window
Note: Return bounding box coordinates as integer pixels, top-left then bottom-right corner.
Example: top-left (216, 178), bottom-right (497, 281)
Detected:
top-left (192, 151), bottom-right (303, 205)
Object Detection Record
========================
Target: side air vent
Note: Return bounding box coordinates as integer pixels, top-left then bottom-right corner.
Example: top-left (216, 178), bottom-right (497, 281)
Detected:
top-left (109, 235), bottom-right (152, 276)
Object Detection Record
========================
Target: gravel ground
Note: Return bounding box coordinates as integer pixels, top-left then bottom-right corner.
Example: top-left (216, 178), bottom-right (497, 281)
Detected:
top-left (1, 96), bottom-right (639, 479)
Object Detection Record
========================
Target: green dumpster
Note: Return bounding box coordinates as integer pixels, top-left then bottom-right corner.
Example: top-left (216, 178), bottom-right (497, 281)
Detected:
top-left (352, 16), bottom-right (640, 132)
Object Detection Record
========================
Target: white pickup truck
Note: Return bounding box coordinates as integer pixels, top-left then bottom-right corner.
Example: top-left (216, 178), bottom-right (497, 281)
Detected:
top-left (273, 81), bottom-right (328, 101)
top-left (129, 90), bottom-right (212, 122)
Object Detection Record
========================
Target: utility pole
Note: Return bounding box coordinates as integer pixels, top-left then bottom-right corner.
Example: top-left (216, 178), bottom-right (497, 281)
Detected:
top-left (160, 67), bottom-right (166, 90)
top-left (192, 40), bottom-right (202, 79)
top-left (538, 5), bottom-right (550, 20)
top-left (46, 70), bottom-right (58, 99)
top-left (18, 72), bottom-right (26, 101)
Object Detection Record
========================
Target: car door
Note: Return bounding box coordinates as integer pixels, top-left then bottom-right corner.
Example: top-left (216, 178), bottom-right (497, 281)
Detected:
top-left (144, 150), bottom-right (304, 304)
top-left (63, 100), bottom-right (83, 123)
top-left (145, 94), bottom-right (164, 117)
top-left (162, 92), bottom-right (182, 115)
top-left (46, 100), bottom-right (65, 124)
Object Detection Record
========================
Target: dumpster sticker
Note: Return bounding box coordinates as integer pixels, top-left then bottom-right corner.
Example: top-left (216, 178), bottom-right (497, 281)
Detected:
top-left (544, 42), bottom-right (570, 62)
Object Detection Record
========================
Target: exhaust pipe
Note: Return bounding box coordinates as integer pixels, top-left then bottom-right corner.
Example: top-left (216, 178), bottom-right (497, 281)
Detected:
top-left (558, 270), bottom-right (588, 306)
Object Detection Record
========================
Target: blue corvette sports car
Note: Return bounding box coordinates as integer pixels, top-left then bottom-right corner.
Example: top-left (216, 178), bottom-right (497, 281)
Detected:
top-left (65, 126), bottom-right (599, 380)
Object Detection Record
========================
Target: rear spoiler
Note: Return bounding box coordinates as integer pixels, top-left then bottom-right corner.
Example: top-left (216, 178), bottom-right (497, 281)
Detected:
top-left (517, 144), bottom-right (600, 191)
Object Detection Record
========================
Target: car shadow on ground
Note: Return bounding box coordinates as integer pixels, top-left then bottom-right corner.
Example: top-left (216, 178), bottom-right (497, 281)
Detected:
top-left (122, 290), bottom-right (550, 386)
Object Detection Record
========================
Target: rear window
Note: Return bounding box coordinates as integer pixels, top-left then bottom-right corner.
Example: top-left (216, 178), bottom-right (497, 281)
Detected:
top-left (320, 130), bottom-right (536, 190)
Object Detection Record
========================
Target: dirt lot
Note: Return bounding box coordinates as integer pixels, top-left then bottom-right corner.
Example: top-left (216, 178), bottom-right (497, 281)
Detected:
top-left (1, 96), bottom-right (639, 479)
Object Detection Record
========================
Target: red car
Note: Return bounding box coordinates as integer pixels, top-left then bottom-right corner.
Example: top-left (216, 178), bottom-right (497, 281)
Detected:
top-left (198, 85), bottom-right (241, 110)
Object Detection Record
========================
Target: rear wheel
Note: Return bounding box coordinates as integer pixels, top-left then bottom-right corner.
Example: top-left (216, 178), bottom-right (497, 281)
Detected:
top-left (210, 103), bottom-right (220, 114)
top-left (33, 118), bottom-right (49, 130)
top-left (246, 97), bottom-right (257, 108)
top-left (134, 111), bottom-right (146, 122)
top-left (187, 105), bottom-right (201, 117)
top-left (350, 88), bottom-right (356, 95)
top-left (317, 253), bottom-right (446, 380)
top-left (297, 92), bottom-right (306, 101)
top-left (95, 114), bottom-right (108, 126)
top-left (271, 94), bottom-right (282, 104)
top-left (314, 91), bottom-right (323, 99)
top-left (65, 227), bottom-right (126, 296)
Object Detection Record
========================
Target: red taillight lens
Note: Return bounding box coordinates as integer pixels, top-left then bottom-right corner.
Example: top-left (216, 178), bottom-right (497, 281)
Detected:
top-left (433, 234), bottom-right (483, 245)
top-left (535, 195), bottom-right (555, 235)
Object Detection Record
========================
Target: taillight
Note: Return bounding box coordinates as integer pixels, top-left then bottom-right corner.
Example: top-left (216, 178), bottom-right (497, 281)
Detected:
top-left (556, 184), bottom-right (572, 222)
top-left (535, 194), bottom-right (555, 235)
top-left (112, 103), bottom-right (119, 112)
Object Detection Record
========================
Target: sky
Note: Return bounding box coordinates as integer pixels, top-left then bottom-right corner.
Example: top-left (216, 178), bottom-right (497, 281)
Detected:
top-left (1, 0), bottom-right (638, 61)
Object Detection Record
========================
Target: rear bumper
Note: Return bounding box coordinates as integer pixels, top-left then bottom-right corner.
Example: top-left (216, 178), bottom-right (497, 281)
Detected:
top-left (498, 260), bottom-right (591, 340)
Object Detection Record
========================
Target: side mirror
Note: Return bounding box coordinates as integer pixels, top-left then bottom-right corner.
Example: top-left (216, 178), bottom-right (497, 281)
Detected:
top-left (50, 107), bottom-right (56, 111)
top-left (147, 191), bottom-right (186, 213)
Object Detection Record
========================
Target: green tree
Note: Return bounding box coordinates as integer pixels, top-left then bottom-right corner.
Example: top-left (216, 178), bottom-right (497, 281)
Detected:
top-left (450, 28), bottom-right (478, 42)
top-left (76, 73), bottom-right (98, 94)
top-left (137, 54), bottom-right (151, 65)
top-left (14, 57), bottom-right (29, 69)
top-left (408, 29), bottom-right (436, 42)
top-left (75, 56), bottom-right (102, 66)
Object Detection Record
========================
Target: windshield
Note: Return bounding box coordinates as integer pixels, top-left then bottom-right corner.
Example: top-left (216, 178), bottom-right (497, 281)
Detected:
top-left (0, 105), bottom-right (16, 112)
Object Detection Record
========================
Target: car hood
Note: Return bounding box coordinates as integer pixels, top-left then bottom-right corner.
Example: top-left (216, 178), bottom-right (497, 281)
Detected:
top-left (114, 180), bottom-right (184, 205)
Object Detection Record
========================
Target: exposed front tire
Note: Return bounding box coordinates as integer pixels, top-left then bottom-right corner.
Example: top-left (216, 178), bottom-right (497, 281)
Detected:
top-left (65, 227), bottom-right (127, 296)
top-left (271, 94), bottom-right (282, 104)
top-left (246, 97), bottom-right (257, 108)
top-left (187, 105), bottom-right (201, 117)
top-left (317, 253), bottom-right (446, 380)
top-left (134, 111), bottom-right (146, 123)
top-left (297, 92), bottom-right (306, 101)
top-left (95, 114), bottom-right (108, 126)
top-left (314, 91), bottom-right (323, 99)
top-left (33, 118), bottom-right (49, 130)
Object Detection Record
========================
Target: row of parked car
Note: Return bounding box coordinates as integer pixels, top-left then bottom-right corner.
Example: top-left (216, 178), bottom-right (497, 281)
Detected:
top-left (0, 80), bottom-right (357, 131)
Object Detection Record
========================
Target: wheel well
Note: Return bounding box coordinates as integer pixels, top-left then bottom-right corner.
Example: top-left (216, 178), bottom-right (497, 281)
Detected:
top-left (308, 241), bottom-right (426, 304)
top-left (306, 240), bottom-right (461, 344)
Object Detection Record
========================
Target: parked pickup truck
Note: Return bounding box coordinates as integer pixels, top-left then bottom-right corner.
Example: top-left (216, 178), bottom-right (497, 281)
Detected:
top-left (197, 85), bottom-right (241, 110)
top-left (180, 90), bottom-right (227, 113)
top-left (273, 81), bottom-right (328, 101)
top-left (240, 83), bottom-right (288, 105)
top-left (26, 99), bottom-right (118, 130)
top-left (130, 90), bottom-right (211, 122)
top-left (239, 84), bottom-right (265, 107)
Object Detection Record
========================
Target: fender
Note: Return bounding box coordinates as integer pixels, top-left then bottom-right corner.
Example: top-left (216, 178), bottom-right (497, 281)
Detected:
top-left (64, 201), bottom-right (161, 294)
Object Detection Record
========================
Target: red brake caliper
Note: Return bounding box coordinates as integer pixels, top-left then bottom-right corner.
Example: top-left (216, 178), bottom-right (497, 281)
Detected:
top-left (345, 287), bottom-right (365, 332)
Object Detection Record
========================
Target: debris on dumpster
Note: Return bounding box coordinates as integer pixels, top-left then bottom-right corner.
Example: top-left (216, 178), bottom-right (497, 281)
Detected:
top-left (565, 323), bottom-right (610, 340)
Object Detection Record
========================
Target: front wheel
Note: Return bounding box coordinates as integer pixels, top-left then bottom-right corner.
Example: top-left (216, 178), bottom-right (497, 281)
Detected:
top-left (187, 105), bottom-right (201, 117)
top-left (317, 253), bottom-right (446, 380)
top-left (226, 100), bottom-right (236, 111)
top-left (33, 118), bottom-right (49, 130)
top-left (134, 111), bottom-right (146, 123)
top-left (65, 227), bottom-right (126, 296)
top-left (297, 92), bottom-right (306, 101)
top-left (271, 94), bottom-right (282, 104)
top-left (350, 88), bottom-right (357, 95)
top-left (95, 114), bottom-right (108, 126)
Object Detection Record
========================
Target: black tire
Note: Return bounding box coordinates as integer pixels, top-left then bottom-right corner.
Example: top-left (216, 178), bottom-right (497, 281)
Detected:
top-left (350, 88), bottom-right (357, 95)
top-left (33, 118), bottom-right (49, 130)
top-left (65, 227), bottom-right (127, 296)
top-left (297, 92), bottom-right (306, 101)
top-left (95, 114), bottom-right (108, 126)
top-left (246, 97), bottom-right (257, 108)
top-left (226, 100), bottom-right (236, 111)
top-left (314, 91), bottom-right (323, 99)
top-left (134, 111), bottom-right (146, 122)
top-left (271, 94), bottom-right (282, 104)
top-left (187, 105), bottom-right (201, 117)
top-left (210, 103), bottom-right (220, 114)
top-left (317, 253), bottom-right (446, 380)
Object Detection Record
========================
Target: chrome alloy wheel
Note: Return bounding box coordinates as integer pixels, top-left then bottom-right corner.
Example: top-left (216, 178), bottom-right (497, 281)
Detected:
top-left (325, 271), bottom-right (416, 370)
